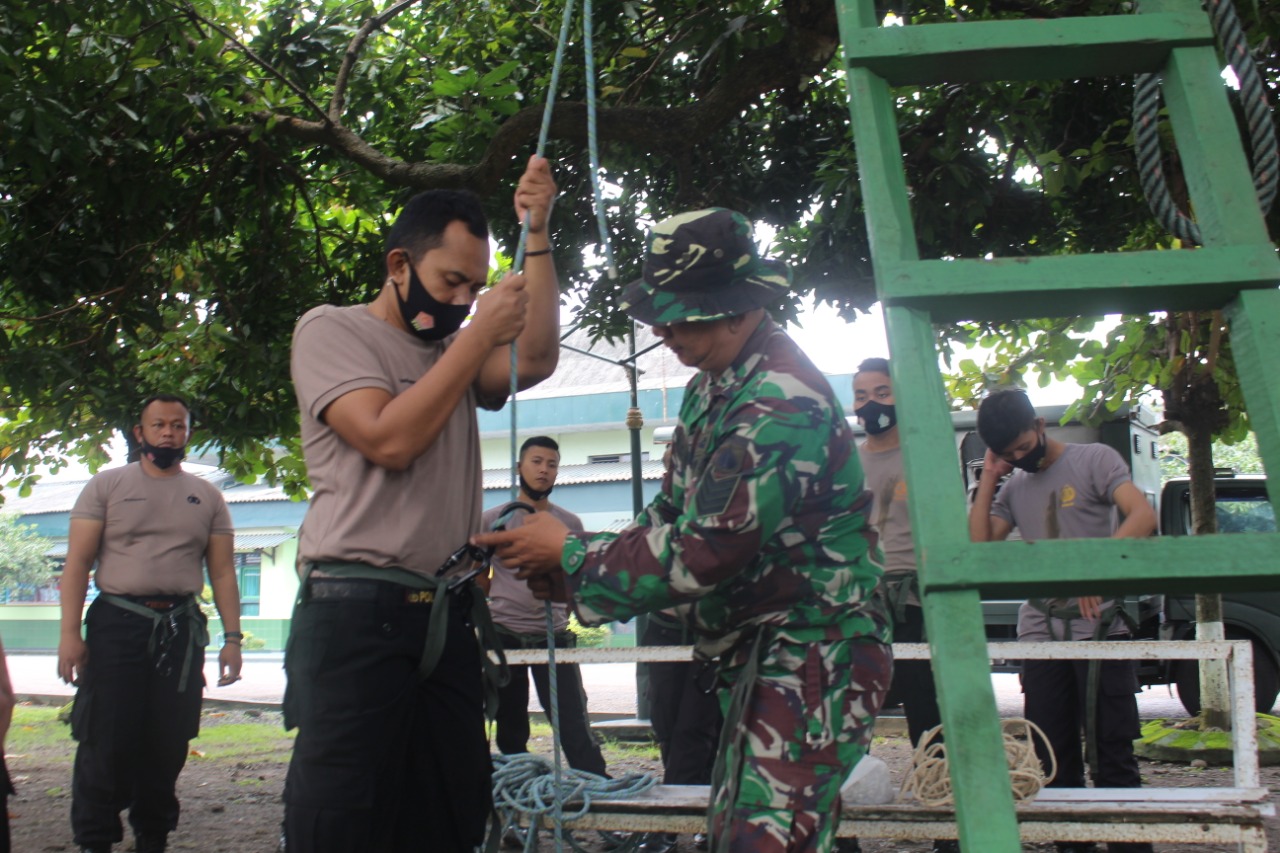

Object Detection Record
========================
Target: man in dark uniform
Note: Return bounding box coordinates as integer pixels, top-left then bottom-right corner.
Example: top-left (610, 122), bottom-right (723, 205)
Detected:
top-left (970, 388), bottom-right (1158, 853)
top-left (58, 393), bottom-right (243, 853)
top-left (285, 155), bottom-right (560, 853)
top-left (477, 208), bottom-right (892, 853)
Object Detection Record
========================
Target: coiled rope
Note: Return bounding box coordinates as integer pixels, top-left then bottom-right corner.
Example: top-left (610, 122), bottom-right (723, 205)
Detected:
top-left (494, 0), bottom-right (657, 849)
top-left (492, 753), bottom-right (656, 852)
top-left (899, 718), bottom-right (1056, 807)
top-left (1133, 0), bottom-right (1277, 245)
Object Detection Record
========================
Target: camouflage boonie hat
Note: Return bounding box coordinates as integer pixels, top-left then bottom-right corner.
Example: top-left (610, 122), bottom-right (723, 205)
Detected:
top-left (619, 208), bottom-right (792, 325)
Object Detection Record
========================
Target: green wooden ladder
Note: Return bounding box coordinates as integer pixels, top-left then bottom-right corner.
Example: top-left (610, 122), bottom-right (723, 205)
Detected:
top-left (834, 0), bottom-right (1280, 848)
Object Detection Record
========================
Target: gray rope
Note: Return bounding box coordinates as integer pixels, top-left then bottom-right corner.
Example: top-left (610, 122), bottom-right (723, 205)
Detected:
top-left (491, 753), bottom-right (656, 852)
top-left (1133, 0), bottom-right (1278, 245)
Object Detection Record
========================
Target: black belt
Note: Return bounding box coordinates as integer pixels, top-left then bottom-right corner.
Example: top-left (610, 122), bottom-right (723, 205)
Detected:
top-left (306, 577), bottom-right (436, 606)
top-left (113, 593), bottom-right (191, 612)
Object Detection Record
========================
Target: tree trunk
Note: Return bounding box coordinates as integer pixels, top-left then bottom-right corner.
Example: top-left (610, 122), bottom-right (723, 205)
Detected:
top-left (1187, 423), bottom-right (1230, 730)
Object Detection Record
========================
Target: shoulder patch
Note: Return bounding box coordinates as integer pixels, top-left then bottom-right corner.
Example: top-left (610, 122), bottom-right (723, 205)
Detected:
top-left (694, 435), bottom-right (749, 517)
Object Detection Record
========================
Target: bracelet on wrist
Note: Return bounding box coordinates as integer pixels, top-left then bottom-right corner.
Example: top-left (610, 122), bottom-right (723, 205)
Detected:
top-left (524, 247), bottom-right (552, 257)
top-left (223, 631), bottom-right (244, 640)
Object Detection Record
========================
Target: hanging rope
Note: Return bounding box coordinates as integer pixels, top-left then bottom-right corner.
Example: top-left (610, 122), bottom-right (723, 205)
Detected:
top-left (495, 1), bottom-right (659, 850)
top-left (1133, 0), bottom-right (1278, 245)
top-left (899, 718), bottom-right (1055, 807)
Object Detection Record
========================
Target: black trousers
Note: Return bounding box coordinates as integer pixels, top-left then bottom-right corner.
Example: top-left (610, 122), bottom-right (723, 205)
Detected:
top-left (890, 604), bottom-right (944, 748)
top-left (1023, 655), bottom-right (1152, 853)
top-left (282, 584), bottom-right (491, 853)
top-left (70, 597), bottom-right (204, 847)
top-left (642, 620), bottom-right (721, 785)
top-left (494, 629), bottom-right (608, 777)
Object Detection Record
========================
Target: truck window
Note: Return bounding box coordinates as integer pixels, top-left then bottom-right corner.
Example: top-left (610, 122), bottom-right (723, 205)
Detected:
top-left (1216, 495), bottom-right (1276, 534)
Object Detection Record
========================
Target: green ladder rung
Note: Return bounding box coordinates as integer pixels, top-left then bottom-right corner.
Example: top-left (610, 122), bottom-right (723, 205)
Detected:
top-left (842, 11), bottom-right (1213, 85)
top-left (922, 534), bottom-right (1280, 597)
top-left (878, 247), bottom-right (1280, 322)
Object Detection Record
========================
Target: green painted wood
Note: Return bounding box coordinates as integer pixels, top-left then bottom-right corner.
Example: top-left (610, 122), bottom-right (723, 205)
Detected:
top-left (922, 535), bottom-right (1280, 597)
top-left (923, 589), bottom-right (1020, 846)
top-left (841, 12), bottom-right (1212, 86)
top-left (1227, 290), bottom-right (1280, 500)
top-left (885, 304), bottom-right (972, 553)
top-left (875, 246), bottom-right (1280, 321)
top-left (843, 67), bottom-right (919, 265)
top-left (1158, 44), bottom-right (1277, 247)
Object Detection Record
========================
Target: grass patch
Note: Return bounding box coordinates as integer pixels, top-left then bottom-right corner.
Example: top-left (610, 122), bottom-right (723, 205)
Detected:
top-left (8, 706), bottom-right (74, 753)
top-left (190, 722), bottom-right (296, 765)
top-left (6, 705), bottom-right (296, 767)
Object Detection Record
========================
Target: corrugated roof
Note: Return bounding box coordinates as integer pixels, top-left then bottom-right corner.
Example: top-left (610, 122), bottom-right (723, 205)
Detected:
top-left (482, 460), bottom-right (666, 490)
top-left (513, 325), bottom-right (696, 400)
top-left (41, 530), bottom-right (294, 558)
top-left (234, 531), bottom-right (294, 551)
top-left (2, 471), bottom-right (295, 516)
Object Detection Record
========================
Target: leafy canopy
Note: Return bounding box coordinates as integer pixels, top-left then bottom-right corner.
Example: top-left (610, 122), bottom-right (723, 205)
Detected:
top-left (2, 0), bottom-right (1276, 497)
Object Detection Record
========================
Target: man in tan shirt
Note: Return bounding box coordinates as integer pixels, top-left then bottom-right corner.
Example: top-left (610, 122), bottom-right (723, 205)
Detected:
top-left (483, 436), bottom-right (607, 782)
top-left (58, 393), bottom-right (242, 853)
top-left (285, 156), bottom-right (559, 853)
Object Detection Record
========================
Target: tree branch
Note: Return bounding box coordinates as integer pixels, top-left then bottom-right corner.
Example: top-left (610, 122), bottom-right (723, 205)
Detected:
top-left (175, 1), bottom-right (330, 124)
top-left (330, 0), bottom-right (428, 123)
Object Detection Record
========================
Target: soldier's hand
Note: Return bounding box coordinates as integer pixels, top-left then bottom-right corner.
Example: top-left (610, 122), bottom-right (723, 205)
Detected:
top-left (526, 569), bottom-right (571, 604)
top-left (472, 511), bottom-right (570, 574)
top-left (217, 642), bottom-right (243, 687)
top-left (57, 634), bottom-right (88, 686)
top-left (514, 155), bottom-right (556, 235)
top-left (470, 273), bottom-right (528, 348)
top-left (1077, 595), bottom-right (1103, 620)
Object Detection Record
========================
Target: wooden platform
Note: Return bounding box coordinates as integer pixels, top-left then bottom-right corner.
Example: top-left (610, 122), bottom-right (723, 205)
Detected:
top-left (535, 784), bottom-right (1274, 851)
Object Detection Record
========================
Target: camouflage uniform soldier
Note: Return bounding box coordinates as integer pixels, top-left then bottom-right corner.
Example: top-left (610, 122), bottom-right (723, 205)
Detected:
top-left (475, 209), bottom-right (893, 853)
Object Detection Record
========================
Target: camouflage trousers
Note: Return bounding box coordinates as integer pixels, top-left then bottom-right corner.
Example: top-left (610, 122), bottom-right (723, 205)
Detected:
top-left (709, 636), bottom-right (893, 853)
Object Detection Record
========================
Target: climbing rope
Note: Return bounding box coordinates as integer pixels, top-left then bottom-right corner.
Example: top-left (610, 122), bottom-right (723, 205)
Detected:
top-left (899, 718), bottom-right (1056, 807)
top-left (494, 1), bottom-right (658, 850)
top-left (1133, 0), bottom-right (1278, 245)
top-left (492, 753), bottom-right (657, 852)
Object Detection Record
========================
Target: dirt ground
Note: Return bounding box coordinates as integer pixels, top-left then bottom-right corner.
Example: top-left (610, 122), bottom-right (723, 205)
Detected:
top-left (6, 706), bottom-right (1277, 852)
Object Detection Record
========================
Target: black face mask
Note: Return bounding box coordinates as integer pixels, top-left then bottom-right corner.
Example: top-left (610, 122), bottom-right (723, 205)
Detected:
top-left (394, 255), bottom-right (471, 342)
top-left (140, 441), bottom-right (186, 470)
top-left (855, 400), bottom-right (898, 436)
top-left (1010, 431), bottom-right (1049, 473)
top-left (520, 473), bottom-right (553, 502)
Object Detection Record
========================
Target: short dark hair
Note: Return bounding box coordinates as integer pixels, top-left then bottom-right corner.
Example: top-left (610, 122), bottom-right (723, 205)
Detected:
top-left (138, 393), bottom-right (190, 423)
top-left (976, 388), bottom-right (1038, 453)
top-left (385, 190), bottom-right (489, 261)
top-left (520, 436), bottom-right (560, 459)
top-left (855, 357), bottom-right (891, 378)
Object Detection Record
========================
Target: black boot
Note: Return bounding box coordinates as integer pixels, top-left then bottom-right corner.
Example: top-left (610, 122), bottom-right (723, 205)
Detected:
top-left (134, 834), bottom-right (167, 853)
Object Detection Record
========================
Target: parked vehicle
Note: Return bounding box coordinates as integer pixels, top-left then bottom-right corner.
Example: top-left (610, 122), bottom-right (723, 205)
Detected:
top-left (1156, 473), bottom-right (1277, 714)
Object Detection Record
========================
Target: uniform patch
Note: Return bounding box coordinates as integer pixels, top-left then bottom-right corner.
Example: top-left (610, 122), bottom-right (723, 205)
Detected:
top-left (695, 437), bottom-right (749, 517)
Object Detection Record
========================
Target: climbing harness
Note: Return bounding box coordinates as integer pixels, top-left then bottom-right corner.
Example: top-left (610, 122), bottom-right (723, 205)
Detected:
top-left (1134, 0), bottom-right (1277, 245)
top-left (98, 594), bottom-right (208, 693)
top-left (1025, 599), bottom-right (1140, 781)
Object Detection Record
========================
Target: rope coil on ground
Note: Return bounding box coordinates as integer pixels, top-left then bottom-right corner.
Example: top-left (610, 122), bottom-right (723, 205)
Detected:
top-left (899, 718), bottom-right (1056, 807)
top-left (492, 753), bottom-right (657, 852)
